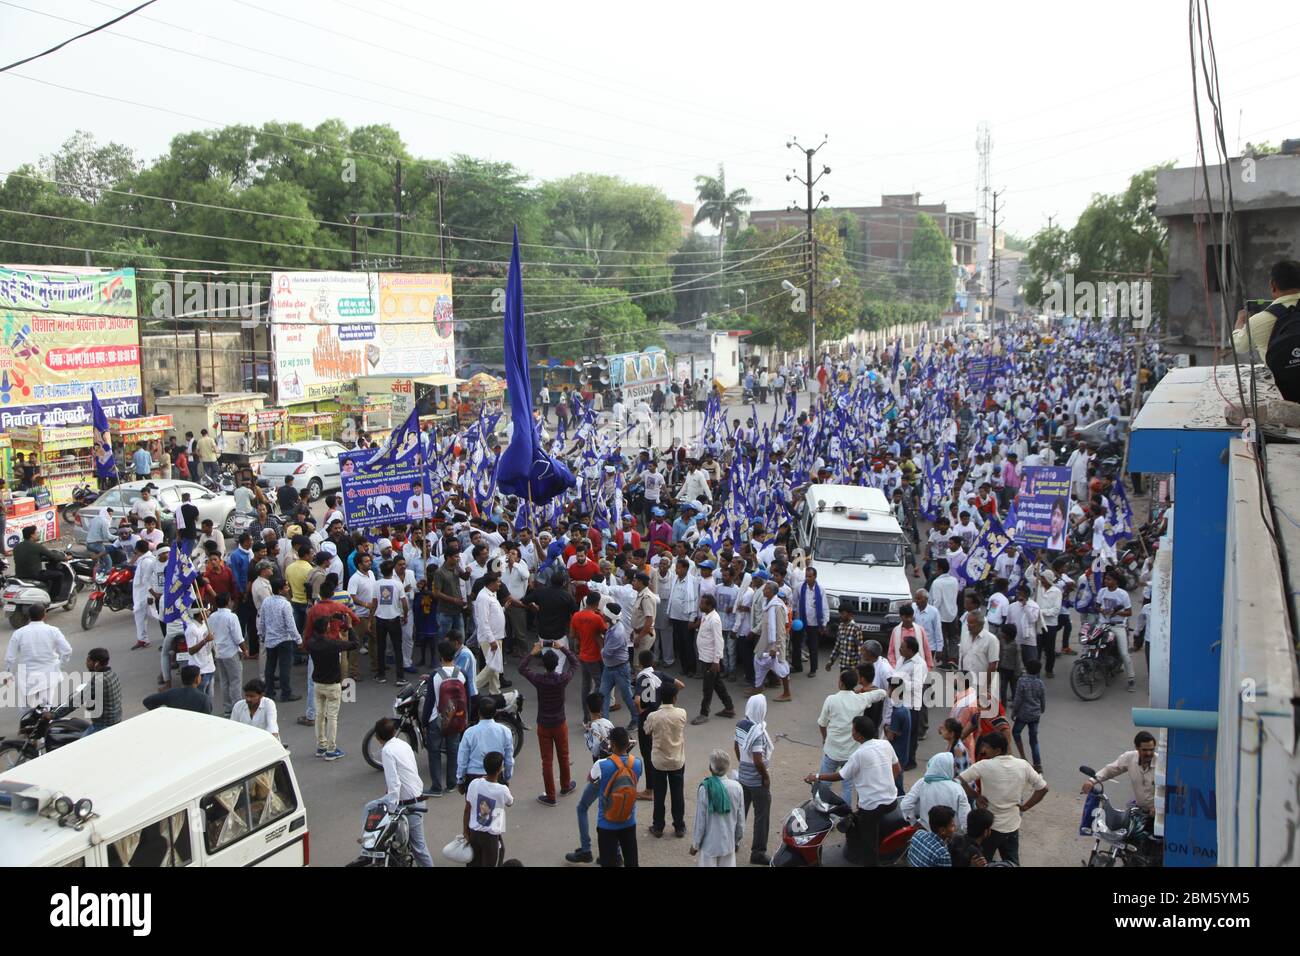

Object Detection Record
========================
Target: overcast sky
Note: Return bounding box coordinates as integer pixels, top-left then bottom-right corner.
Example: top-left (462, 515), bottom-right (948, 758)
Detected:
top-left (2, 0), bottom-right (1296, 240)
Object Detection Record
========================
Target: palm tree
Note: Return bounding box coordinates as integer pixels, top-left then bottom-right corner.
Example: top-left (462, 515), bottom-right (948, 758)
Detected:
top-left (554, 223), bottom-right (622, 283)
top-left (693, 164), bottom-right (751, 259)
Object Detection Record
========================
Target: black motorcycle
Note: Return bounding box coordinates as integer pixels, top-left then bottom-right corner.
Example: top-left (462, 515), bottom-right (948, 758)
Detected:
top-left (1078, 765), bottom-right (1162, 866)
top-left (361, 675), bottom-right (526, 770)
top-left (0, 683), bottom-right (89, 769)
top-left (1069, 622), bottom-right (1127, 701)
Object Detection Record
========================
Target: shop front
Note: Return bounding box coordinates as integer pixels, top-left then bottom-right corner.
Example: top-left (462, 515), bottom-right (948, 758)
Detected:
top-left (10, 424), bottom-right (94, 506)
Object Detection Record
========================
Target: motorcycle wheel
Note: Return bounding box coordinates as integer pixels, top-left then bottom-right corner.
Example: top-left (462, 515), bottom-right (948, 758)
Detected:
top-left (64, 586), bottom-right (78, 614)
top-left (8, 609), bottom-right (29, 630)
top-left (509, 719), bottom-right (523, 758)
top-left (362, 725), bottom-right (420, 770)
top-left (1069, 658), bottom-right (1105, 701)
top-left (81, 598), bottom-right (103, 631)
top-left (0, 740), bottom-right (31, 770)
top-left (1086, 848), bottom-right (1116, 867)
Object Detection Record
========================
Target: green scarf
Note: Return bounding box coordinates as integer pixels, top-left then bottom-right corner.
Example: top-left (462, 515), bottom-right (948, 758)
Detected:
top-left (702, 775), bottom-right (731, 815)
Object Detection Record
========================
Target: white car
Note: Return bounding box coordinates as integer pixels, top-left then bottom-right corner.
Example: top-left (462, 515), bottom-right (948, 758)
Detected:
top-left (257, 440), bottom-right (348, 501)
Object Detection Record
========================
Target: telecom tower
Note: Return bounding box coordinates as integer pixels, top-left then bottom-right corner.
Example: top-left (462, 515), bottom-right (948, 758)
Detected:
top-left (976, 121), bottom-right (991, 227)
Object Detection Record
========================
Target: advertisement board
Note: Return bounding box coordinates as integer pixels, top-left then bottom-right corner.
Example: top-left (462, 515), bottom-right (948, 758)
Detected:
top-left (610, 348), bottom-right (670, 402)
top-left (269, 271), bottom-right (455, 404)
top-left (0, 266), bottom-right (142, 428)
top-left (1011, 465), bottom-right (1073, 551)
top-left (337, 448), bottom-right (433, 530)
top-left (3, 506), bottom-right (58, 553)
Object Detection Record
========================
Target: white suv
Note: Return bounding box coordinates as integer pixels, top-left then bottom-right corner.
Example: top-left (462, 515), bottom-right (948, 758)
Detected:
top-left (257, 440), bottom-right (347, 501)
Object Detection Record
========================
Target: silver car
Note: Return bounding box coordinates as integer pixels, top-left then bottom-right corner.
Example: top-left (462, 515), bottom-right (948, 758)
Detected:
top-left (70, 480), bottom-right (243, 544)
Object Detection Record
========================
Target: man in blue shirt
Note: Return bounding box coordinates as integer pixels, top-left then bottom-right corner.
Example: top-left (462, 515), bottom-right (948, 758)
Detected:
top-left (591, 726), bottom-right (642, 868)
top-left (131, 442), bottom-right (153, 480)
top-left (448, 630), bottom-right (477, 701)
top-left (227, 532), bottom-right (253, 594)
top-left (907, 805), bottom-right (956, 867)
top-left (456, 697), bottom-right (514, 789)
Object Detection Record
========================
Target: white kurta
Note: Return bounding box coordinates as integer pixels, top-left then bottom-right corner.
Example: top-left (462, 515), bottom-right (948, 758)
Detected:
top-left (4, 622), bottom-right (72, 706)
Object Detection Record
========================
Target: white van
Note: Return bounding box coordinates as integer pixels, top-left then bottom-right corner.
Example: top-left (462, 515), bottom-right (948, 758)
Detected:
top-left (793, 484), bottom-right (913, 635)
top-left (0, 709), bottom-right (308, 867)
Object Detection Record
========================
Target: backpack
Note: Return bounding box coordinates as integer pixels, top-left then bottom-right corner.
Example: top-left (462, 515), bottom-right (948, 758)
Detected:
top-left (600, 754), bottom-right (639, 824)
top-left (436, 667), bottom-right (468, 735)
top-left (1264, 302), bottom-right (1300, 402)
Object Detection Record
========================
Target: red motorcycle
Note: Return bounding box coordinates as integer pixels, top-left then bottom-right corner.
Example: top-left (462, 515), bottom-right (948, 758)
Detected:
top-left (772, 781), bottom-right (916, 866)
top-left (81, 554), bottom-right (134, 631)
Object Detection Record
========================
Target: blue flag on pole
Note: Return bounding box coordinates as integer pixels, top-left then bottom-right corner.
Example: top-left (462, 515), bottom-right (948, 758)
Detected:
top-left (161, 545), bottom-right (200, 624)
top-left (364, 407), bottom-right (422, 470)
top-left (497, 228), bottom-right (577, 504)
top-left (90, 388), bottom-right (117, 482)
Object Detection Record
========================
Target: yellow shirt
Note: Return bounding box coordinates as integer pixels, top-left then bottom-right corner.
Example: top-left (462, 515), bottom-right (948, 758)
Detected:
top-left (1233, 292), bottom-right (1300, 363)
top-left (285, 559), bottom-right (313, 605)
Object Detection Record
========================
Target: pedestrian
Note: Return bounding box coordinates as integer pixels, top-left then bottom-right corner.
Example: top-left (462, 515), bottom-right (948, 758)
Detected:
top-left (143, 664), bottom-right (212, 714)
top-left (957, 731), bottom-right (1049, 865)
top-left (1034, 568), bottom-right (1063, 678)
top-left (894, 634), bottom-right (928, 770)
top-left (565, 692), bottom-right (616, 865)
top-left (690, 749), bottom-right (745, 867)
top-left (518, 640), bottom-right (578, 806)
top-left (824, 604), bottom-right (866, 673)
top-left (691, 593), bottom-right (735, 724)
top-left (2, 603), bottom-right (71, 706)
top-left (633, 649), bottom-right (682, 802)
top-left (80, 647), bottom-right (122, 737)
top-left (907, 806), bottom-right (957, 867)
top-left (571, 591), bottom-right (607, 721)
top-left (900, 751), bottom-right (971, 832)
top-left (592, 726), bottom-right (642, 867)
top-left (751, 581), bottom-right (792, 702)
top-left (472, 572), bottom-right (507, 695)
top-left (257, 577), bottom-right (301, 702)
top-left (306, 615), bottom-right (357, 761)
top-left (364, 717), bottom-right (433, 867)
top-left (792, 566), bottom-right (829, 675)
top-left (939, 717), bottom-right (971, 774)
top-left (596, 601), bottom-right (637, 723)
top-left (806, 715), bottom-right (900, 866)
top-left (642, 680), bottom-right (688, 838)
top-left (734, 694), bottom-right (774, 865)
top-left (230, 677), bottom-right (280, 742)
top-left (817, 668), bottom-right (884, 803)
top-left (456, 697), bottom-right (515, 793)
top-left (1011, 657), bottom-right (1046, 772)
top-left (373, 559), bottom-right (409, 686)
top-left (420, 639), bottom-right (471, 795)
top-left (464, 751), bottom-right (513, 867)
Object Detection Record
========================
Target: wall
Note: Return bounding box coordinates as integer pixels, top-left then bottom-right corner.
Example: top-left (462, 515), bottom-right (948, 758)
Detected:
top-left (141, 330), bottom-right (247, 403)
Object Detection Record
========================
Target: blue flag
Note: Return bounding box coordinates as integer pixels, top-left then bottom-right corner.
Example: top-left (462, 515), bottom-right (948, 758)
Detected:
top-left (90, 388), bottom-right (117, 482)
top-left (364, 407), bottom-right (422, 470)
top-left (161, 546), bottom-right (200, 624)
top-left (496, 228), bottom-right (577, 504)
top-left (1105, 480), bottom-right (1134, 547)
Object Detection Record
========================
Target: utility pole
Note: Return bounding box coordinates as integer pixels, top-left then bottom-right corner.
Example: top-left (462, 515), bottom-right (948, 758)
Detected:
top-left (989, 188), bottom-right (1003, 334)
top-left (394, 160), bottom-right (403, 258)
top-left (349, 214), bottom-right (359, 270)
top-left (787, 136), bottom-right (830, 365)
top-left (434, 173), bottom-right (448, 273)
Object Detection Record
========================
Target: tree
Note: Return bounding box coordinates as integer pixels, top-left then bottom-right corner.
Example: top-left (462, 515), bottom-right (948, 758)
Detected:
top-left (1022, 225), bottom-right (1075, 309)
top-left (906, 213), bottom-right (954, 307)
top-left (692, 164), bottom-right (751, 258)
top-left (39, 131), bottom-right (141, 204)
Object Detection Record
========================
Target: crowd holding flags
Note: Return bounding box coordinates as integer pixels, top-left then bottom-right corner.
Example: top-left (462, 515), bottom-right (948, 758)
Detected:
top-left (160, 544), bottom-right (201, 624)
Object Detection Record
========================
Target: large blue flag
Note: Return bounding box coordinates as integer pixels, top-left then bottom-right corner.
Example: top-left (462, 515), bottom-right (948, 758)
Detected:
top-left (496, 228), bottom-right (576, 504)
top-left (364, 407), bottom-right (422, 471)
top-left (90, 388), bottom-right (117, 482)
top-left (161, 545), bottom-right (200, 624)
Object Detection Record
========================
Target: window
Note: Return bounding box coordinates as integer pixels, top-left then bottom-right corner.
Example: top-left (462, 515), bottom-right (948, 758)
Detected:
top-left (265, 448), bottom-right (303, 464)
top-left (811, 530), bottom-right (906, 566)
top-left (201, 762), bottom-right (297, 854)
top-left (107, 810), bottom-right (192, 867)
top-left (1205, 243), bottom-right (1235, 293)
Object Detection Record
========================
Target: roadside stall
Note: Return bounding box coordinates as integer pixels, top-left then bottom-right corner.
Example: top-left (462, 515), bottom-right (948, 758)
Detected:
top-left (286, 411), bottom-right (339, 442)
top-left (456, 373), bottom-right (506, 425)
top-left (2, 495), bottom-right (58, 553)
top-left (219, 407), bottom-right (287, 458)
top-left (10, 424), bottom-right (94, 506)
top-left (153, 392), bottom-right (269, 468)
top-left (0, 433), bottom-right (12, 487)
top-left (338, 394), bottom-right (393, 448)
top-left (110, 414), bottom-right (173, 480)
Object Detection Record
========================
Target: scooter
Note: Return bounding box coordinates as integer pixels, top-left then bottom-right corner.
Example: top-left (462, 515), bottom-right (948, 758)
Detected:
top-left (1, 557), bottom-right (81, 629)
top-left (0, 682), bottom-right (90, 770)
top-left (771, 780), bottom-right (916, 867)
top-left (1078, 765), bottom-right (1162, 867)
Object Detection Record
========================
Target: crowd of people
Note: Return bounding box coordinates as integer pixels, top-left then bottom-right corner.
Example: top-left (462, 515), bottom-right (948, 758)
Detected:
top-left (0, 315), bottom-right (1165, 868)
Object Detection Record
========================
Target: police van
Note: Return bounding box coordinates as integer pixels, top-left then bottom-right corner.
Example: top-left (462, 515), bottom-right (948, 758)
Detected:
top-left (0, 709), bottom-right (308, 867)
top-left (793, 484), bottom-right (913, 636)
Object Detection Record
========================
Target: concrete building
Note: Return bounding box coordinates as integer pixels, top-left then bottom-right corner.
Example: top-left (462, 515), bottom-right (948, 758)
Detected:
top-left (748, 194), bottom-right (977, 269)
top-left (1128, 365), bottom-right (1300, 866)
top-left (975, 225), bottom-right (1028, 319)
top-left (141, 330), bottom-right (249, 405)
top-left (1156, 146), bottom-right (1300, 365)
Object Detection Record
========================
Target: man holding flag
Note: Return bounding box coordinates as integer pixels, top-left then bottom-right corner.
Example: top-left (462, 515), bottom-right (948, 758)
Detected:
top-left (90, 388), bottom-right (118, 489)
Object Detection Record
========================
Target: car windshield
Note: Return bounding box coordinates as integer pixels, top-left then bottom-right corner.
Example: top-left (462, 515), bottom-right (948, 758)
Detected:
top-left (265, 448), bottom-right (303, 464)
top-left (812, 530), bottom-right (905, 566)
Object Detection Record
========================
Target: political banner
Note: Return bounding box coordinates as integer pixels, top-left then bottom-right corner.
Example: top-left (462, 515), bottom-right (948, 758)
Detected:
top-left (1012, 464), bottom-right (1073, 551)
top-left (338, 448), bottom-right (432, 530)
top-left (0, 266), bottom-right (137, 316)
top-left (958, 515), bottom-right (1014, 587)
top-left (966, 356), bottom-right (1006, 389)
top-left (269, 271), bottom-right (455, 404)
top-left (0, 305), bottom-right (143, 429)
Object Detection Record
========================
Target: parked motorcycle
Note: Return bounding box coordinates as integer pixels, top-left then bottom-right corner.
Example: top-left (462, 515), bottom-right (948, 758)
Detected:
top-left (1069, 622), bottom-right (1127, 701)
top-left (1, 555), bottom-right (81, 629)
top-left (0, 683), bottom-right (90, 769)
top-left (1078, 765), bottom-right (1162, 866)
top-left (200, 468), bottom-right (237, 496)
top-left (60, 483), bottom-right (101, 527)
top-left (345, 796), bottom-right (437, 867)
top-left (361, 676), bottom-right (526, 770)
top-left (771, 780), bottom-right (916, 867)
top-left (80, 553), bottom-right (135, 631)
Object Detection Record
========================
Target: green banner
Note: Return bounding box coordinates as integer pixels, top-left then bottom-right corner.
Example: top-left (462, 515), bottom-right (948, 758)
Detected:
top-left (0, 266), bottom-right (137, 316)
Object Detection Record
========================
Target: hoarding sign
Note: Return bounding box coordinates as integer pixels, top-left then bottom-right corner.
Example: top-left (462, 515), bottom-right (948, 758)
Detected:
top-left (1012, 465), bottom-right (1073, 551)
top-left (0, 266), bottom-right (137, 316)
top-left (338, 448), bottom-right (432, 529)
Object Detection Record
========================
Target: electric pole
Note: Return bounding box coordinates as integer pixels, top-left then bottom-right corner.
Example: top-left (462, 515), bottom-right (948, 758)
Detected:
top-left (394, 160), bottom-right (403, 258)
top-left (989, 188), bottom-right (1003, 334)
top-left (433, 172), bottom-right (448, 273)
top-left (787, 136), bottom-right (830, 365)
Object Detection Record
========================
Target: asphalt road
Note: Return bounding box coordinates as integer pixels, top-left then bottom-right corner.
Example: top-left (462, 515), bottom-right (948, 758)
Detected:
top-left (0, 389), bottom-right (1151, 867)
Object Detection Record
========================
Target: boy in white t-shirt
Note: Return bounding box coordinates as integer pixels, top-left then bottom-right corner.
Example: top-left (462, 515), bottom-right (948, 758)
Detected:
top-left (464, 750), bottom-right (513, 867)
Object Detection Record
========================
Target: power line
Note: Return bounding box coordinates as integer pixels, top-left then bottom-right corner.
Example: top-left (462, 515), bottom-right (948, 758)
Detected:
top-left (0, 0), bottom-right (157, 73)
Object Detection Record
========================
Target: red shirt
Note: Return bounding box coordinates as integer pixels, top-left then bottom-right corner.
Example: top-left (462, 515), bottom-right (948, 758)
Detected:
top-left (571, 609), bottom-right (606, 663)
top-left (307, 599), bottom-right (360, 643)
top-left (204, 563), bottom-right (238, 601)
top-left (567, 557), bottom-right (599, 600)
top-left (587, 528), bottom-right (603, 553)
top-left (614, 529), bottom-right (642, 551)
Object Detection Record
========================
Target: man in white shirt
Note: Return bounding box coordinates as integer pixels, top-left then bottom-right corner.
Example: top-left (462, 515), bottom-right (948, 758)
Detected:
top-left (2, 604), bottom-right (72, 705)
top-left (690, 593), bottom-right (733, 724)
top-left (816, 669), bottom-right (885, 802)
top-left (1005, 584), bottom-right (1042, 666)
top-left (130, 487), bottom-right (162, 526)
top-left (806, 714), bottom-right (900, 865)
top-left (958, 610), bottom-right (1000, 695)
top-left (131, 542), bottom-right (161, 650)
top-left (680, 461), bottom-right (711, 504)
top-left (347, 552), bottom-right (379, 673)
top-left (1096, 569), bottom-right (1135, 690)
top-left (208, 592), bottom-right (247, 717)
top-left (474, 573), bottom-right (508, 694)
top-left (363, 716), bottom-right (433, 866)
top-left (929, 557), bottom-right (960, 666)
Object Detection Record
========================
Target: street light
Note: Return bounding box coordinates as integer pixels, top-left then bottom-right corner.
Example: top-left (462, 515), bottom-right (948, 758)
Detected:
top-left (736, 288), bottom-right (748, 314)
